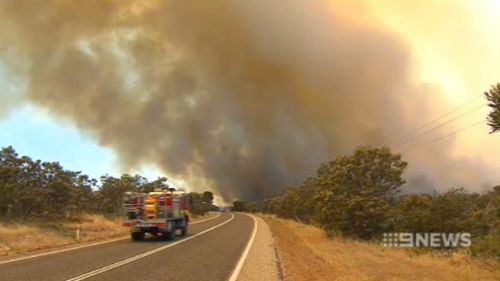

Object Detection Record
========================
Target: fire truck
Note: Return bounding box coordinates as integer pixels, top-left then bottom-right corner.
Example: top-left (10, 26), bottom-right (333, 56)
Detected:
top-left (122, 189), bottom-right (190, 241)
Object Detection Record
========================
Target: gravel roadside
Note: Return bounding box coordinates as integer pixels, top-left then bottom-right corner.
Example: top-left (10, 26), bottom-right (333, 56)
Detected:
top-left (237, 215), bottom-right (282, 281)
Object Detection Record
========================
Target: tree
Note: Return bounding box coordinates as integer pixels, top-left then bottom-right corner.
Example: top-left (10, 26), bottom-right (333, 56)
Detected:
top-left (72, 174), bottom-right (98, 214)
top-left (189, 191), bottom-right (218, 215)
top-left (267, 177), bottom-right (317, 223)
top-left (140, 177), bottom-right (168, 193)
top-left (390, 189), bottom-right (484, 235)
top-left (232, 200), bottom-right (259, 213)
top-left (0, 146), bottom-right (100, 221)
top-left (232, 200), bottom-right (247, 212)
top-left (314, 146), bottom-right (407, 239)
top-left (485, 83), bottom-right (500, 133)
top-left (389, 194), bottom-right (434, 233)
top-left (96, 174), bottom-right (144, 215)
top-left (0, 146), bottom-right (20, 219)
top-left (202, 191), bottom-right (214, 204)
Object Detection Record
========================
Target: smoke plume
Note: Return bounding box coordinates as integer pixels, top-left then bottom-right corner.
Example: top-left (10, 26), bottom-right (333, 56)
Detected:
top-left (0, 0), bottom-right (496, 200)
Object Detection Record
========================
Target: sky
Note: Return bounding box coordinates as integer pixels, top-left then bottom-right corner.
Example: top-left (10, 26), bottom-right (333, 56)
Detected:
top-left (0, 104), bottom-right (117, 179)
top-left (0, 103), bottom-right (175, 186)
top-left (0, 104), bottom-right (174, 182)
top-left (1, 0), bottom-right (500, 199)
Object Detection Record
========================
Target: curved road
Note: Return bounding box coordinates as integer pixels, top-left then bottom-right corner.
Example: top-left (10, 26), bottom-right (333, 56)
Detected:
top-left (0, 213), bottom-right (254, 281)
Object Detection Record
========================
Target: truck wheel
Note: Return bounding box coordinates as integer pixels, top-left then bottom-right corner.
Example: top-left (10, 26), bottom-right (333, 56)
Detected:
top-left (131, 232), bottom-right (144, 241)
top-left (181, 226), bottom-right (188, 236)
top-left (164, 230), bottom-right (176, 241)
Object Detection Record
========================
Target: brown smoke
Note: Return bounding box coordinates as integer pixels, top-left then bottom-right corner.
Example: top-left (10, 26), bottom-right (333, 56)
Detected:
top-left (0, 0), bottom-right (496, 200)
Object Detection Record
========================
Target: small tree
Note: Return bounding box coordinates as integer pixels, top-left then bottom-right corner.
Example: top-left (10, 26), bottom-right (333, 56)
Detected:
top-left (202, 191), bottom-right (214, 204)
top-left (189, 191), bottom-right (218, 215)
top-left (485, 83), bottom-right (500, 133)
top-left (315, 146), bottom-right (407, 239)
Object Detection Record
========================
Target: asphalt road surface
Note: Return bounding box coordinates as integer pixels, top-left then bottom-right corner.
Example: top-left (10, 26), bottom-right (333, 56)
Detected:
top-left (0, 212), bottom-right (254, 281)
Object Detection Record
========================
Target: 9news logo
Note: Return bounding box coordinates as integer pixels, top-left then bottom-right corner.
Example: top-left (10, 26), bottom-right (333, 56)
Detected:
top-left (383, 232), bottom-right (471, 248)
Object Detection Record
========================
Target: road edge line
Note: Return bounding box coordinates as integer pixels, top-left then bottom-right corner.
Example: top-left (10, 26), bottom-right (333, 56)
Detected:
top-left (0, 212), bottom-right (221, 265)
top-left (228, 213), bottom-right (258, 281)
top-left (65, 213), bottom-right (234, 281)
top-left (190, 211), bottom-right (221, 224)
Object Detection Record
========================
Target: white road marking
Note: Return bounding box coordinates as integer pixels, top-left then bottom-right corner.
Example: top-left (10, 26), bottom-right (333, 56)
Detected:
top-left (65, 213), bottom-right (235, 281)
top-left (228, 213), bottom-right (258, 281)
top-left (0, 237), bottom-right (128, 266)
top-left (191, 211), bottom-right (221, 224)
top-left (0, 212), bottom-right (222, 265)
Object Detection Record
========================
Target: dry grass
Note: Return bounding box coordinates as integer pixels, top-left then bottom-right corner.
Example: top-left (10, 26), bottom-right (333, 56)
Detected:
top-left (262, 215), bottom-right (500, 281)
top-left (0, 215), bottom-right (128, 257)
top-left (0, 212), bottom-right (217, 257)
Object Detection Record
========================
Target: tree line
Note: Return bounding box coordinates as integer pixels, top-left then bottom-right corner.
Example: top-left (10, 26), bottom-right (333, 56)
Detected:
top-left (235, 147), bottom-right (499, 258)
top-left (0, 146), bottom-right (216, 221)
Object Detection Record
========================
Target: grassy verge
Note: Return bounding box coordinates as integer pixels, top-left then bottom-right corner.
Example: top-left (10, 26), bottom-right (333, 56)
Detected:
top-left (0, 215), bottom-right (128, 257)
top-left (262, 215), bottom-right (500, 281)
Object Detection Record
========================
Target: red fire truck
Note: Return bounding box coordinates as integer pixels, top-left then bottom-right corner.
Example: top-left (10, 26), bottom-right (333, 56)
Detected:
top-left (122, 189), bottom-right (190, 241)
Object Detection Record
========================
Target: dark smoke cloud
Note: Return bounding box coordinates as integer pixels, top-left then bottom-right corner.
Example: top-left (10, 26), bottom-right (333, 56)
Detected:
top-left (0, 0), bottom-right (496, 200)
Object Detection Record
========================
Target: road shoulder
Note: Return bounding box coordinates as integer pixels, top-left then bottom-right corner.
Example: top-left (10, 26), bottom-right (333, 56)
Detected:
top-left (237, 214), bottom-right (282, 281)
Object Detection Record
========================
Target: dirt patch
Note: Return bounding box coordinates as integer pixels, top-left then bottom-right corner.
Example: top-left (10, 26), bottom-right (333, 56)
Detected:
top-left (263, 215), bottom-right (500, 281)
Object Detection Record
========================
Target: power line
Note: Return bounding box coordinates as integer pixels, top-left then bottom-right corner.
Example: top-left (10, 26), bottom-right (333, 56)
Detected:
top-left (401, 120), bottom-right (485, 153)
top-left (395, 103), bottom-right (486, 147)
top-left (393, 94), bottom-right (484, 144)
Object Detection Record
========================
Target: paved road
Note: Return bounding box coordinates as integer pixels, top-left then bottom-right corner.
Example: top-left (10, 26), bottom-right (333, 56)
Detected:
top-left (0, 213), bottom-right (254, 281)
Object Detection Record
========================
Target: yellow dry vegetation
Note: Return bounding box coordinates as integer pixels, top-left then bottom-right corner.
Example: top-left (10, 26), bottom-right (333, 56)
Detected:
top-left (262, 215), bottom-right (500, 281)
top-left (0, 215), bottom-right (128, 257)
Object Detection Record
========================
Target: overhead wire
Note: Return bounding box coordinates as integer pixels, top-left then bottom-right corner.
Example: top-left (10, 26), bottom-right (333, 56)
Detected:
top-left (383, 93), bottom-right (490, 153)
top-left (395, 103), bottom-right (486, 147)
top-left (392, 94), bottom-right (484, 145)
top-left (401, 120), bottom-right (485, 153)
